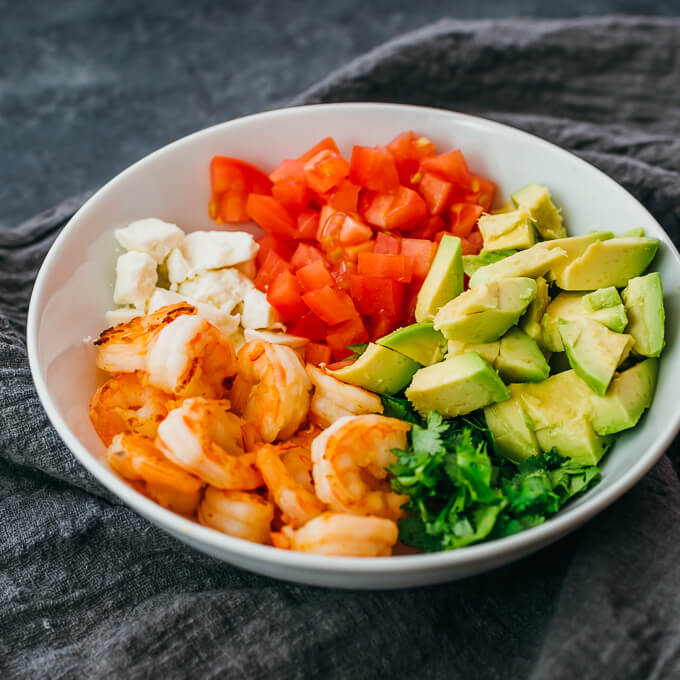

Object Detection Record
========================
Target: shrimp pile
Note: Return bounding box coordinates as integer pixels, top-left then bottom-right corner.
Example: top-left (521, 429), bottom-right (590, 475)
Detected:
top-left (90, 303), bottom-right (409, 557)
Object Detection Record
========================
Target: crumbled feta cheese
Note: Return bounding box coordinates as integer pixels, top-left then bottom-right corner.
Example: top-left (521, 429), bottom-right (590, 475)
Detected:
top-left (105, 307), bottom-right (143, 327)
top-left (178, 268), bottom-right (253, 312)
top-left (113, 251), bottom-right (158, 307)
top-left (243, 329), bottom-right (308, 348)
top-left (240, 288), bottom-right (282, 330)
top-left (181, 231), bottom-right (258, 274)
top-left (166, 247), bottom-right (190, 287)
top-left (115, 218), bottom-right (185, 263)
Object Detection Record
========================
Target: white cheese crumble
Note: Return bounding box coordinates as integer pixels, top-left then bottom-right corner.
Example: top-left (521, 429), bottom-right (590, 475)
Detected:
top-left (181, 231), bottom-right (258, 275)
top-left (114, 218), bottom-right (185, 263)
top-left (240, 288), bottom-right (282, 330)
top-left (113, 251), bottom-right (158, 307)
top-left (178, 268), bottom-right (253, 313)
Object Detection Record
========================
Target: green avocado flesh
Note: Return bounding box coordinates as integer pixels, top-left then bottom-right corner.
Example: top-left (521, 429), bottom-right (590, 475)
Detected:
top-left (477, 210), bottom-right (536, 251)
top-left (463, 250), bottom-right (517, 278)
top-left (519, 276), bottom-right (550, 343)
top-left (510, 184), bottom-right (566, 240)
top-left (582, 286), bottom-right (622, 312)
top-left (377, 322), bottom-right (447, 366)
top-left (329, 343), bottom-right (418, 395)
top-left (469, 243), bottom-right (567, 288)
top-left (415, 234), bottom-right (463, 322)
top-left (405, 352), bottom-right (509, 417)
top-left (558, 319), bottom-right (633, 396)
top-left (433, 277), bottom-right (537, 343)
top-left (622, 272), bottom-right (665, 357)
top-left (542, 232), bottom-right (613, 283)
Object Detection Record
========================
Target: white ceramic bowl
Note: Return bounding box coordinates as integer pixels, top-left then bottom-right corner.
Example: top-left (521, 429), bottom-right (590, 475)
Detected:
top-left (27, 103), bottom-right (680, 589)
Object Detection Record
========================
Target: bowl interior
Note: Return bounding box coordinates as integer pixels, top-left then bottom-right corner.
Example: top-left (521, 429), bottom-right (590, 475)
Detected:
top-left (28, 104), bottom-right (680, 588)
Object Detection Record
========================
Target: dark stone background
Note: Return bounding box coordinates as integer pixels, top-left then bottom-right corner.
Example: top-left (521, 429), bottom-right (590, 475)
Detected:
top-left (2, 0), bottom-right (678, 229)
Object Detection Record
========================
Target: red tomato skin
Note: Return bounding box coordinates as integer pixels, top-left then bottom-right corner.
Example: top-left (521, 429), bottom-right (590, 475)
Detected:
top-left (298, 137), bottom-right (341, 163)
top-left (374, 232), bottom-right (401, 255)
top-left (349, 146), bottom-right (400, 192)
top-left (453, 174), bottom-right (496, 211)
top-left (267, 269), bottom-right (308, 320)
top-left (304, 150), bottom-right (350, 194)
top-left (296, 259), bottom-right (335, 291)
top-left (383, 186), bottom-right (428, 230)
top-left (350, 275), bottom-right (405, 318)
top-left (450, 203), bottom-right (484, 238)
top-left (290, 312), bottom-right (328, 342)
top-left (270, 159), bottom-right (306, 183)
top-left (256, 233), bottom-right (295, 268)
top-left (305, 342), bottom-right (332, 365)
top-left (339, 215), bottom-right (373, 246)
top-left (418, 172), bottom-right (453, 215)
top-left (420, 150), bottom-right (471, 187)
top-left (211, 156), bottom-right (272, 195)
top-left (327, 180), bottom-right (361, 213)
top-left (246, 194), bottom-right (298, 239)
top-left (406, 215), bottom-right (445, 241)
top-left (271, 178), bottom-right (312, 213)
top-left (357, 252), bottom-right (413, 284)
top-left (400, 238), bottom-right (437, 280)
top-left (302, 286), bottom-right (358, 326)
top-left (289, 242), bottom-right (324, 270)
top-left (386, 131), bottom-right (437, 185)
top-left (361, 191), bottom-right (393, 228)
top-left (295, 209), bottom-right (320, 240)
top-left (254, 249), bottom-right (290, 292)
top-left (326, 315), bottom-right (369, 360)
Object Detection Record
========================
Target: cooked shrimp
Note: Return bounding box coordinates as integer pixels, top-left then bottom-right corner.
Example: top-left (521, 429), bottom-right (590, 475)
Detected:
top-left (155, 397), bottom-right (263, 489)
top-left (287, 424), bottom-right (322, 449)
top-left (256, 443), bottom-right (325, 528)
top-left (145, 313), bottom-right (236, 399)
top-left (90, 373), bottom-right (175, 445)
top-left (311, 414), bottom-right (410, 520)
top-left (230, 341), bottom-right (312, 442)
top-left (95, 303), bottom-right (196, 374)
top-left (198, 488), bottom-right (274, 543)
top-left (107, 433), bottom-right (204, 514)
top-left (306, 364), bottom-right (383, 428)
top-left (274, 512), bottom-right (398, 556)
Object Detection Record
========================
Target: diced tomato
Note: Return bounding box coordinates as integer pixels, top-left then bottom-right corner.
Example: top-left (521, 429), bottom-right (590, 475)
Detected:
top-left (295, 209), bottom-right (320, 240)
top-left (254, 249), bottom-right (290, 291)
top-left (405, 285), bottom-right (420, 324)
top-left (465, 230), bottom-right (484, 255)
top-left (384, 186), bottom-right (428, 230)
top-left (316, 205), bottom-right (341, 246)
top-left (350, 274), bottom-right (406, 317)
top-left (420, 150), bottom-right (471, 187)
top-left (387, 131), bottom-right (436, 185)
top-left (270, 158), bottom-right (306, 183)
top-left (271, 178), bottom-right (312, 213)
top-left (290, 312), bottom-right (328, 342)
top-left (329, 259), bottom-right (356, 290)
top-left (326, 358), bottom-right (356, 370)
top-left (339, 215), bottom-right (373, 246)
top-left (267, 269), bottom-right (308, 320)
top-left (450, 203), bottom-right (484, 238)
top-left (326, 315), bottom-right (369, 360)
top-left (289, 242), bottom-right (324, 270)
top-left (456, 174), bottom-right (496, 211)
top-left (400, 238), bottom-right (437, 280)
top-left (298, 137), bottom-right (341, 163)
top-left (349, 146), bottom-right (400, 192)
top-left (217, 182), bottom-right (248, 223)
top-left (210, 157), bottom-right (272, 224)
top-left (304, 150), bottom-right (350, 194)
top-left (406, 215), bottom-right (445, 240)
top-left (361, 191), bottom-right (394, 229)
top-left (256, 233), bottom-right (295, 268)
top-left (418, 172), bottom-right (453, 215)
top-left (366, 314), bottom-right (398, 342)
top-left (342, 240), bottom-right (374, 263)
top-left (374, 232), bottom-right (401, 254)
top-left (246, 194), bottom-right (298, 239)
top-left (357, 252), bottom-right (413, 284)
top-left (305, 342), bottom-right (332, 365)
top-left (434, 230), bottom-right (449, 244)
top-left (327, 180), bottom-right (360, 212)
top-left (296, 259), bottom-right (334, 291)
top-left (302, 286), bottom-right (358, 326)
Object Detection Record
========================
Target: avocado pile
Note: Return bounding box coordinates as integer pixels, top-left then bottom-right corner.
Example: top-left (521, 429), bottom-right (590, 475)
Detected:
top-left (330, 184), bottom-right (664, 466)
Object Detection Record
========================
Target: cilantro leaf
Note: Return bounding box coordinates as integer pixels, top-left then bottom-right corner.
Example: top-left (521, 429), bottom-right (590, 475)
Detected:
top-left (380, 394), bottom-right (421, 425)
top-left (411, 411), bottom-right (448, 454)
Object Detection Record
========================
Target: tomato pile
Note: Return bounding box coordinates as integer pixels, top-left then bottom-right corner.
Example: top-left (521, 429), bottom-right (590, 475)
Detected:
top-left (209, 132), bottom-right (495, 363)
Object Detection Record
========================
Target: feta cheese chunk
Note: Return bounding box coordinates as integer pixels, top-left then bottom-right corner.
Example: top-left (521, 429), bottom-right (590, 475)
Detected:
top-left (178, 268), bottom-right (252, 312)
top-left (240, 288), bottom-right (282, 330)
top-left (105, 306), bottom-right (143, 327)
top-left (115, 218), bottom-right (185, 263)
top-left (182, 231), bottom-right (258, 274)
top-left (113, 251), bottom-right (158, 307)
top-left (166, 247), bottom-right (190, 287)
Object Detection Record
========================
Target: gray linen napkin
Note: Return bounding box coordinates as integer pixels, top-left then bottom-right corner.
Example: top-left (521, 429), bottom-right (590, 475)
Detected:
top-left (2, 17), bottom-right (680, 679)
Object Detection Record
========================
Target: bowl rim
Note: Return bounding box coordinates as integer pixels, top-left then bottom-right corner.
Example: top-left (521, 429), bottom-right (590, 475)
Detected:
top-left (26, 101), bottom-right (680, 576)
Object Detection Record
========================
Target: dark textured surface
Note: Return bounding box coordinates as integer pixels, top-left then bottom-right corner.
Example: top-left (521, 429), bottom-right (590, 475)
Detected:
top-left (3, 0), bottom-right (680, 229)
top-left (3, 13), bottom-right (680, 680)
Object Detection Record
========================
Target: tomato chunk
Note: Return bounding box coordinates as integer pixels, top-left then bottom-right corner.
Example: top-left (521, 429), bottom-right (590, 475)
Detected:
top-left (302, 286), bottom-right (358, 326)
top-left (350, 274), bottom-right (406, 317)
top-left (418, 172), bottom-right (453, 215)
top-left (270, 158), bottom-right (305, 183)
top-left (384, 186), bottom-right (428, 230)
top-left (246, 194), bottom-right (298, 239)
top-left (349, 146), bottom-right (400, 192)
top-left (374, 232), bottom-right (401, 254)
top-left (326, 315), bottom-right (369, 360)
top-left (387, 131), bottom-right (436, 185)
top-left (339, 215), bottom-right (373, 246)
top-left (400, 238), bottom-right (437, 280)
top-left (305, 342), bottom-right (332, 365)
top-left (256, 233), bottom-right (295, 268)
top-left (457, 174), bottom-right (496, 211)
top-left (327, 180), bottom-right (360, 212)
top-left (296, 259), bottom-right (335, 291)
top-left (295, 209), bottom-right (320, 240)
top-left (450, 203), bottom-right (484, 238)
top-left (406, 215), bottom-right (445, 241)
top-left (210, 157), bottom-right (272, 224)
top-left (304, 150), bottom-right (350, 194)
top-left (267, 269), bottom-right (307, 320)
top-left (298, 137), bottom-right (341, 163)
top-left (463, 230), bottom-right (484, 255)
top-left (290, 311), bottom-right (328, 341)
top-left (420, 150), bottom-right (471, 187)
top-left (289, 242), bottom-right (324, 270)
top-left (254, 249), bottom-right (290, 292)
top-left (271, 178), bottom-right (312, 213)
top-left (357, 252), bottom-right (413, 284)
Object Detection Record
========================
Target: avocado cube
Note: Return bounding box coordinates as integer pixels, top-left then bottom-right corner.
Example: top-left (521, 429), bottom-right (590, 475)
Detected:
top-left (463, 250), bottom-right (517, 278)
top-left (617, 228), bottom-right (645, 237)
top-left (497, 327), bottom-right (550, 383)
top-left (558, 319), bottom-right (634, 396)
top-left (534, 417), bottom-right (612, 466)
top-left (447, 339), bottom-right (500, 365)
top-left (510, 184), bottom-right (566, 240)
top-left (377, 322), bottom-right (447, 366)
top-left (434, 277), bottom-right (537, 344)
top-left (477, 210), bottom-right (537, 252)
top-left (541, 231), bottom-right (613, 283)
top-left (582, 286), bottom-right (622, 312)
top-left (622, 272), bottom-right (665, 357)
top-left (519, 276), bottom-right (550, 344)
top-left (415, 234), bottom-right (463, 322)
top-left (405, 352), bottom-right (509, 417)
top-left (590, 358), bottom-right (659, 435)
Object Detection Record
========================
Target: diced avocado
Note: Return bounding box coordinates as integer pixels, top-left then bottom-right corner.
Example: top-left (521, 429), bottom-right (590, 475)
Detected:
top-left (477, 210), bottom-right (536, 252)
top-left (582, 286), bottom-right (622, 312)
top-left (558, 319), bottom-right (633, 396)
top-left (622, 272), bottom-right (665, 357)
top-left (541, 292), bottom-right (628, 351)
top-left (534, 417), bottom-right (612, 465)
top-left (433, 277), bottom-right (537, 343)
top-left (496, 327), bottom-right (550, 383)
top-left (519, 276), bottom-right (550, 343)
top-left (542, 232), bottom-right (613, 283)
top-left (469, 243), bottom-right (567, 288)
top-left (405, 352), bottom-right (509, 417)
top-left (415, 234), bottom-right (463, 322)
top-left (463, 250), bottom-right (517, 277)
top-left (590, 358), bottom-right (659, 435)
top-left (484, 384), bottom-right (540, 462)
top-left (618, 228), bottom-right (645, 237)
top-left (377, 322), bottom-right (446, 366)
top-left (329, 343), bottom-right (419, 395)
top-left (555, 237), bottom-right (659, 290)
top-left (510, 184), bottom-right (566, 239)
top-left (447, 339), bottom-right (500, 365)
